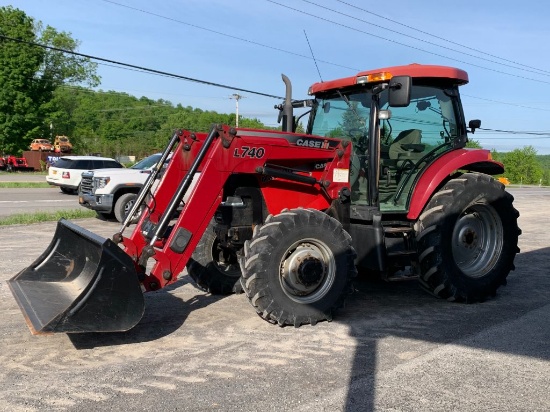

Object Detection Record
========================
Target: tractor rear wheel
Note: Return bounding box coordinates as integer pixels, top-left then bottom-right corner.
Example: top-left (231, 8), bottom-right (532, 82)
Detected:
top-left (241, 208), bottom-right (357, 327)
top-left (186, 219), bottom-right (242, 295)
top-left (414, 173), bottom-right (520, 302)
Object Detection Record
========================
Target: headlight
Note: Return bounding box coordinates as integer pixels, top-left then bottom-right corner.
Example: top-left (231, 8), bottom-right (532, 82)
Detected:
top-left (95, 177), bottom-right (110, 188)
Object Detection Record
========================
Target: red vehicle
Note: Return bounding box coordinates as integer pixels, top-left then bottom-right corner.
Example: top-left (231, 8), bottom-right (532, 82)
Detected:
top-left (0, 155), bottom-right (34, 172)
top-left (9, 64), bottom-right (520, 334)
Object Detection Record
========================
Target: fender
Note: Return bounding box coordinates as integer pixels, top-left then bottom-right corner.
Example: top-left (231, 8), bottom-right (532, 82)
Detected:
top-left (407, 148), bottom-right (504, 220)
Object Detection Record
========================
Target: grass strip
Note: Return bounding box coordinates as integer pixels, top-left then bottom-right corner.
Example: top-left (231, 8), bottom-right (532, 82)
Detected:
top-left (0, 209), bottom-right (96, 226)
top-left (0, 182), bottom-right (51, 188)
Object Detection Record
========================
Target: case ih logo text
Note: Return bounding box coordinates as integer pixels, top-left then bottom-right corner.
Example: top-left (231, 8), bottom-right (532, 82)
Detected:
top-left (296, 138), bottom-right (330, 149)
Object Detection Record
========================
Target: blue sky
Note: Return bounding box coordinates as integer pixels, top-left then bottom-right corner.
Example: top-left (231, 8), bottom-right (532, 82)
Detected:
top-left (9, 0), bottom-right (550, 154)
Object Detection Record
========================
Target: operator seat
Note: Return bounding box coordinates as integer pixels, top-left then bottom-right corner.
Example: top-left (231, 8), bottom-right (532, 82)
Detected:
top-left (388, 129), bottom-right (424, 162)
top-left (379, 129), bottom-right (425, 204)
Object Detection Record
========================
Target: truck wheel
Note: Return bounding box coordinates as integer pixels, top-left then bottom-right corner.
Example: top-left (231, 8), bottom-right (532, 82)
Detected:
top-left (241, 208), bottom-right (357, 327)
top-left (186, 220), bottom-right (242, 295)
top-left (414, 173), bottom-right (520, 302)
top-left (114, 193), bottom-right (142, 224)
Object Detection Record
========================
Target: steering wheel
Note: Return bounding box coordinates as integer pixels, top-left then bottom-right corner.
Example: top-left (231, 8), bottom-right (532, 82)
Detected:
top-left (345, 128), bottom-right (368, 153)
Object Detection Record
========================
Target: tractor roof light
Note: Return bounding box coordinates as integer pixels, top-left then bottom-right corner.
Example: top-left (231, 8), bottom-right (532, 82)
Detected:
top-left (356, 72), bottom-right (393, 85)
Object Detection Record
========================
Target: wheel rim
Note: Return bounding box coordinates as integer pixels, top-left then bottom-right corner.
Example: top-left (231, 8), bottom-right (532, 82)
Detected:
top-left (124, 199), bottom-right (135, 217)
top-left (124, 198), bottom-right (143, 221)
top-left (452, 203), bottom-right (503, 278)
top-left (279, 238), bottom-right (336, 303)
top-left (213, 240), bottom-right (241, 278)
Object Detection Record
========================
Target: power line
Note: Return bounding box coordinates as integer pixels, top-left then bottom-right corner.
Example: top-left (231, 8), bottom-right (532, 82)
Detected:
top-left (478, 128), bottom-right (550, 137)
top-left (334, 0), bottom-right (550, 76)
top-left (3, 30), bottom-right (550, 138)
top-left (97, 0), bottom-right (360, 72)
top-left (266, 0), bottom-right (550, 86)
top-left (301, 0), bottom-right (550, 77)
top-left (59, 83), bottom-right (227, 101)
top-left (462, 94), bottom-right (550, 112)
top-left (0, 34), bottom-right (285, 100)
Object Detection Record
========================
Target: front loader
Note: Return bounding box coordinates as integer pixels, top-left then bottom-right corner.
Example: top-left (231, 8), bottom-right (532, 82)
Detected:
top-left (9, 64), bottom-right (520, 334)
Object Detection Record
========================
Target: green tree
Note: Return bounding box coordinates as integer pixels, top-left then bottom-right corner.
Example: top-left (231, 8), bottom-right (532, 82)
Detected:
top-left (466, 138), bottom-right (482, 148)
top-left (0, 7), bottom-right (42, 153)
top-left (341, 101), bottom-right (367, 136)
top-left (501, 145), bottom-right (543, 185)
top-left (491, 148), bottom-right (502, 163)
top-left (0, 6), bottom-right (99, 153)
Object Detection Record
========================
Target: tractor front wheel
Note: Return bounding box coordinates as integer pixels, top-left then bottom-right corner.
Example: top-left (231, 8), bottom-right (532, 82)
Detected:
top-left (414, 173), bottom-right (520, 302)
top-left (186, 219), bottom-right (242, 295)
top-left (241, 208), bottom-right (357, 327)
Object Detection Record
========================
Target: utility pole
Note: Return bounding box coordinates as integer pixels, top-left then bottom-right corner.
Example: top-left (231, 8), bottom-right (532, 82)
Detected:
top-left (229, 93), bottom-right (245, 127)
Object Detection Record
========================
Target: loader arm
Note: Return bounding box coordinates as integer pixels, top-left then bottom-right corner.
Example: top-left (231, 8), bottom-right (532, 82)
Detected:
top-left (122, 125), bottom-right (352, 292)
top-left (9, 123), bottom-right (351, 334)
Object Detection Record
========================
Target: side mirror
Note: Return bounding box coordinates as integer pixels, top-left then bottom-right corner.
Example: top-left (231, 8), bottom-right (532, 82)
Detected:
top-left (388, 76), bottom-right (411, 107)
top-left (468, 119), bottom-right (481, 133)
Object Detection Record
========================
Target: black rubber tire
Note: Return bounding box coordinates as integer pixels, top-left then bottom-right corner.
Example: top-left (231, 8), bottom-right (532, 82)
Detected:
top-left (414, 173), bottom-right (521, 302)
top-left (114, 193), bottom-right (142, 224)
top-left (186, 220), bottom-right (242, 295)
top-left (60, 187), bottom-right (72, 194)
top-left (241, 208), bottom-right (357, 327)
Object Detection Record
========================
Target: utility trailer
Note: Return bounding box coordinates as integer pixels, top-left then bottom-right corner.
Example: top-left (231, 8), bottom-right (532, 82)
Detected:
top-left (0, 155), bottom-right (34, 172)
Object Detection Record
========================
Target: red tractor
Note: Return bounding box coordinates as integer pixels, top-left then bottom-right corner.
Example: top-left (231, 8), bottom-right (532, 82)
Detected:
top-left (9, 64), bottom-right (520, 334)
top-left (0, 155), bottom-right (34, 172)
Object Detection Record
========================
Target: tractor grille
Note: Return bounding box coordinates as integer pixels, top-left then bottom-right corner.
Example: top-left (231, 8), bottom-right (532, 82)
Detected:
top-left (80, 173), bottom-right (94, 195)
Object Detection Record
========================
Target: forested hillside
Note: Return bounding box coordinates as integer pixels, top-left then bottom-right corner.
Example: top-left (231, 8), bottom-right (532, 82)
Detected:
top-left (47, 86), bottom-right (271, 159)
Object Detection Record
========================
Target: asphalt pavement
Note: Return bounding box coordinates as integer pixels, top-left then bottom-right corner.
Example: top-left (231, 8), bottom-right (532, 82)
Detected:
top-left (0, 172), bottom-right (46, 182)
top-left (0, 186), bottom-right (548, 411)
top-left (0, 173), bottom-right (81, 217)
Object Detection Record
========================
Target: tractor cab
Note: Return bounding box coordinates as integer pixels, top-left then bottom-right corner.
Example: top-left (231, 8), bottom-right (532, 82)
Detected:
top-left (306, 65), bottom-right (470, 213)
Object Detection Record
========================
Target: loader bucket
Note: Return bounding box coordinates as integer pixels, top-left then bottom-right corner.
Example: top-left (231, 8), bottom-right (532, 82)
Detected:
top-left (8, 219), bottom-right (144, 334)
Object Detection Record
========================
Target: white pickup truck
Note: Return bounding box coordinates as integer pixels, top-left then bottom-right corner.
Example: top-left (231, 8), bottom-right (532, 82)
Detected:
top-left (78, 153), bottom-right (162, 222)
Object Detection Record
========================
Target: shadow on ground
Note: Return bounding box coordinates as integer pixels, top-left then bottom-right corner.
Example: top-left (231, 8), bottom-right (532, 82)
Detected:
top-left (339, 247), bottom-right (550, 410)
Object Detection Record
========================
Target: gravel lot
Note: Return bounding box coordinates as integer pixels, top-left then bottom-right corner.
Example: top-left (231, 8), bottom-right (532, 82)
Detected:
top-left (0, 187), bottom-right (548, 411)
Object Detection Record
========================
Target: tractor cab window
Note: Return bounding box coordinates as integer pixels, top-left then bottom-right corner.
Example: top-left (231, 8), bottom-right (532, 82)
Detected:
top-left (309, 83), bottom-right (464, 213)
top-left (379, 84), bottom-right (463, 211)
top-left (310, 92), bottom-right (370, 147)
top-left (309, 92), bottom-right (371, 193)
top-left (381, 86), bottom-right (460, 155)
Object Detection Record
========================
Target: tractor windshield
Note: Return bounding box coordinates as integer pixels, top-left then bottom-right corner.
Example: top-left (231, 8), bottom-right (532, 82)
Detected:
top-left (308, 83), bottom-right (465, 212)
top-left (309, 91), bottom-right (370, 146)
